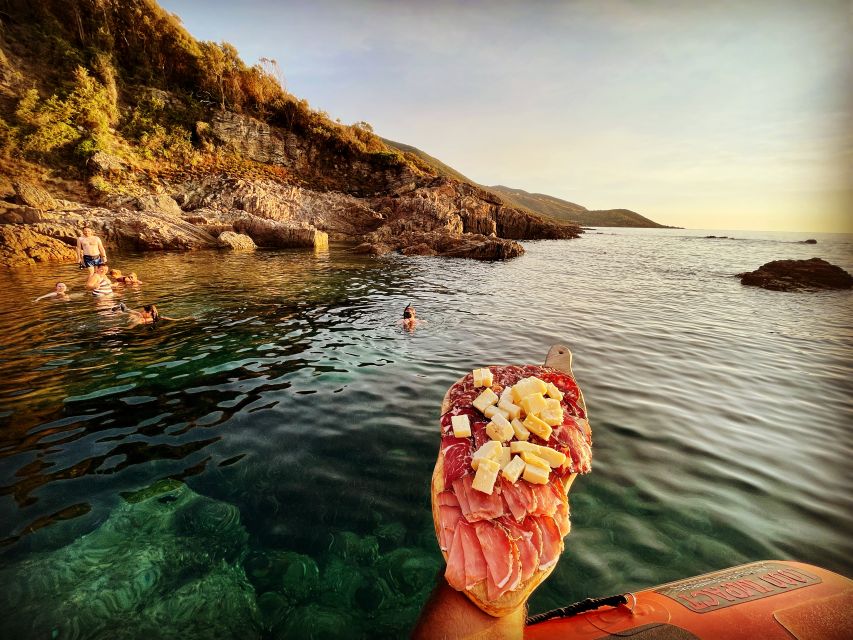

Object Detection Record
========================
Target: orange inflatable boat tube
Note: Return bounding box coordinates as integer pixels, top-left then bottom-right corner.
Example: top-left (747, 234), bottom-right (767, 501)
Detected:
top-left (525, 560), bottom-right (852, 639)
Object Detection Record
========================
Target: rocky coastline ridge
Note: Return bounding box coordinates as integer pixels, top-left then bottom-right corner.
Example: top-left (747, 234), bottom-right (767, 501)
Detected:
top-left (0, 110), bottom-right (579, 268)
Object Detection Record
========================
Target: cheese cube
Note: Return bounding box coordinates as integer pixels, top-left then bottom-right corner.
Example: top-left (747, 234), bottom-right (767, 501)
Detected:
top-left (536, 446), bottom-right (567, 468)
top-left (473, 367), bottom-right (494, 388)
top-left (510, 418), bottom-right (530, 441)
top-left (520, 392), bottom-right (547, 418)
top-left (471, 441), bottom-right (502, 470)
top-left (523, 413), bottom-right (553, 441)
top-left (451, 414), bottom-right (471, 438)
top-left (472, 458), bottom-right (500, 494)
top-left (501, 455), bottom-right (525, 483)
top-left (539, 398), bottom-right (563, 426)
top-left (545, 382), bottom-right (564, 401)
top-left (484, 405), bottom-right (509, 420)
top-left (523, 461), bottom-right (550, 485)
top-left (472, 388), bottom-right (499, 413)
top-left (520, 451), bottom-right (549, 470)
top-left (486, 413), bottom-right (514, 442)
top-left (512, 377), bottom-right (548, 403)
top-left (499, 386), bottom-right (514, 404)
top-left (472, 368), bottom-right (484, 387)
top-left (499, 446), bottom-right (512, 469)
top-left (509, 440), bottom-right (540, 454)
top-left (498, 397), bottom-right (521, 421)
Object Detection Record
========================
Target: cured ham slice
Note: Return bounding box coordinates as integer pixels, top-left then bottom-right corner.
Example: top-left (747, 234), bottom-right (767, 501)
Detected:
top-left (474, 521), bottom-right (517, 602)
top-left (502, 518), bottom-right (539, 582)
top-left (445, 523), bottom-right (467, 591)
top-left (518, 516), bottom-right (543, 560)
top-left (500, 478), bottom-right (528, 522)
top-left (458, 521), bottom-right (488, 588)
top-left (438, 503), bottom-right (462, 551)
top-left (441, 435), bottom-right (472, 488)
top-left (437, 490), bottom-right (459, 508)
top-left (530, 483), bottom-right (559, 517)
top-left (535, 515), bottom-right (563, 571)
top-left (555, 499), bottom-right (571, 538)
top-left (454, 474), bottom-right (504, 522)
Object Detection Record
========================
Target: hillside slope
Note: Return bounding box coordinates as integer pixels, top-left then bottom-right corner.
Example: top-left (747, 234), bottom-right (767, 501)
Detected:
top-left (0, 0), bottom-right (580, 266)
top-left (382, 138), bottom-right (668, 228)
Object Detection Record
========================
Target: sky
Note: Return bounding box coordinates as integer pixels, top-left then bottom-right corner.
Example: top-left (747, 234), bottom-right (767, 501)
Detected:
top-left (158, 0), bottom-right (852, 232)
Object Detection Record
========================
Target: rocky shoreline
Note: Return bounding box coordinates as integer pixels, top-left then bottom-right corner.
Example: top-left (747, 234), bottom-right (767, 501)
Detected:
top-left (0, 112), bottom-right (581, 268)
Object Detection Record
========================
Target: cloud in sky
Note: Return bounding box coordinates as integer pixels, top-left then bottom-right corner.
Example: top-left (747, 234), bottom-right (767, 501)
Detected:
top-left (160, 0), bottom-right (852, 231)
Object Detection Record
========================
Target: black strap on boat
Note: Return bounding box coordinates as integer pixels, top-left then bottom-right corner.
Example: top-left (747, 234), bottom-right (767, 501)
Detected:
top-left (526, 593), bottom-right (629, 625)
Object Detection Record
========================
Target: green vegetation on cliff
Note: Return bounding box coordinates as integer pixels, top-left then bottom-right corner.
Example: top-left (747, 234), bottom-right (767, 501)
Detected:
top-left (0, 0), bottom-right (424, 197)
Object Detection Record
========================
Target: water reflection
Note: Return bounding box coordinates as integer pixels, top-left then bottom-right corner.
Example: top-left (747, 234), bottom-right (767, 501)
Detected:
top-left (0, 231), bottom-right (851, 637)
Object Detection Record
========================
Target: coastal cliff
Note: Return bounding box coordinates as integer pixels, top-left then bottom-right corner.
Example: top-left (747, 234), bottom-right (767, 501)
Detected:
top-left (0, 0), bottom-right (580, 267)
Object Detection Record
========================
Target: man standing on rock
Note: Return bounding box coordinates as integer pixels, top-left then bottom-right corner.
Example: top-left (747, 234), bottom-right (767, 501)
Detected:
top-left (76, 226), bottom-right (107, 274)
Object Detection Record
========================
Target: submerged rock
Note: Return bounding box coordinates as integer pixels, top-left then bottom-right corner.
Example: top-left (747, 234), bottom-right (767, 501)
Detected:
top-left (0, 480), bottom-right (261, 639)
top-left (739, 258), bottom-right (853, 291)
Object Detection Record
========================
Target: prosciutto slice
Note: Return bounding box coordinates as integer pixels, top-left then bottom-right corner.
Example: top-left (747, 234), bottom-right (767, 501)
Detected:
top-left (445, 523), bottom-right (467, 591)
top-left (502, 517), bottom-right (539, 582)
top-left (454, 474), bottom-right (504, 522)
top-left (438, 503), bottom-right (462, 551)
top-left (474, 521), bottom-right (517, 601)
top-left (458, 521), bottom-right (488, 588)
top-left (500, 478), bottom-right (528, 522)
top-left (535, 515), bottom-right (563, 571)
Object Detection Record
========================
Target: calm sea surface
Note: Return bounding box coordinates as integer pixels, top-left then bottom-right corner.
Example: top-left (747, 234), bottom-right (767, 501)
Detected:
top-left (0, 228), bottom-right (851, 638)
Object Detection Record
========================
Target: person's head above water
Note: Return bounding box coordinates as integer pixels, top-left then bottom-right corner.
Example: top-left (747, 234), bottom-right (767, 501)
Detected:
top-left (403, 304), bottom-right (416, 320)
top-left (109, 268), bottom-right (122, 278)
top-left (143, 304), bottom-right (159, 320)
top-left (55, 282), bottom-right (67, 293)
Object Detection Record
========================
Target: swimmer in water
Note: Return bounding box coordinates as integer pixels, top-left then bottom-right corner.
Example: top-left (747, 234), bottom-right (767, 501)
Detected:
top-left (113, 303), bottom-right (192, 328)
top-left (34, 282), bottom-right (70, 302)
top-left (114, 271), bottom-right (143, 285)
top-left (401, 304), bottom-right (420, 331)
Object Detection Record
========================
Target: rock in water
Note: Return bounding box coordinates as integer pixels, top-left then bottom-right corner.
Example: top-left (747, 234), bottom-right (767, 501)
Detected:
top-left (0, 480), bottom-right (261, 639)
top-left (739, 257), bottom-right (853, 291)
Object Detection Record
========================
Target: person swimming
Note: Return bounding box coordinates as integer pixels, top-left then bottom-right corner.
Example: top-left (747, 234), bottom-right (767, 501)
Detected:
top-left (402, 304), bottom-right (420, 330)
top-left (114, 272), bottom-right (143, 285)
top-left (34, 282), bottom-right (69, 302)
top-left (113, 303), bottom-right (191, 328)
top-left (86, 264), bottom-right (113, 297)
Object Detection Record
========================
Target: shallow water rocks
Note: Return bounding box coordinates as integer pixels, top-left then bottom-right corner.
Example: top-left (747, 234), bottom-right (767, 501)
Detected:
top-left (739, 257), bottom-right (853, 291)
top-left (218, 230), bottom-right (257, 250)
top-left (357, 229), bottom-right (524, 260)
top-left (0, 479), bottom-right (261, 639)
top-left (232, 214), bottom-right (329, 249)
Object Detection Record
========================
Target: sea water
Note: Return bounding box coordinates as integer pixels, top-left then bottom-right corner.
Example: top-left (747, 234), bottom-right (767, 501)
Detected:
top-left (0, 228), bottom-right (850, 638)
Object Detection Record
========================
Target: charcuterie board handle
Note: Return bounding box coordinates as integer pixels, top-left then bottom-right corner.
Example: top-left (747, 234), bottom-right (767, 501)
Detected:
top-left (544, 344), bottom-right (573, 373)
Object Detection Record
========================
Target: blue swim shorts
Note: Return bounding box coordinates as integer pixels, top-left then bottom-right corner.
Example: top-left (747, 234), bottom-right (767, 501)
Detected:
top-left (80, 255), bottom-right (103, 268)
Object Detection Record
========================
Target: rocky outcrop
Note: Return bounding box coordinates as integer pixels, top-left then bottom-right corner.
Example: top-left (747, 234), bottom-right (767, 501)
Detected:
top-left (1, 159), bottom-right (579, 267)
top-left (133, 194), bottom-right (183, 217)
top-left (356, 229), bottom-right (523, 261)
top-left (739, 258), bottom-right (853, 291)
top-left (0, 225), bottom-right (77, 266)
top-left (232, 215), bottom-right (328, 250)
top-left (13, 181), bottom-right (57, 210)
top-left (217, 231), bottom-right (257, 250)
top-left (87, 151), bottom-right (128, 176)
